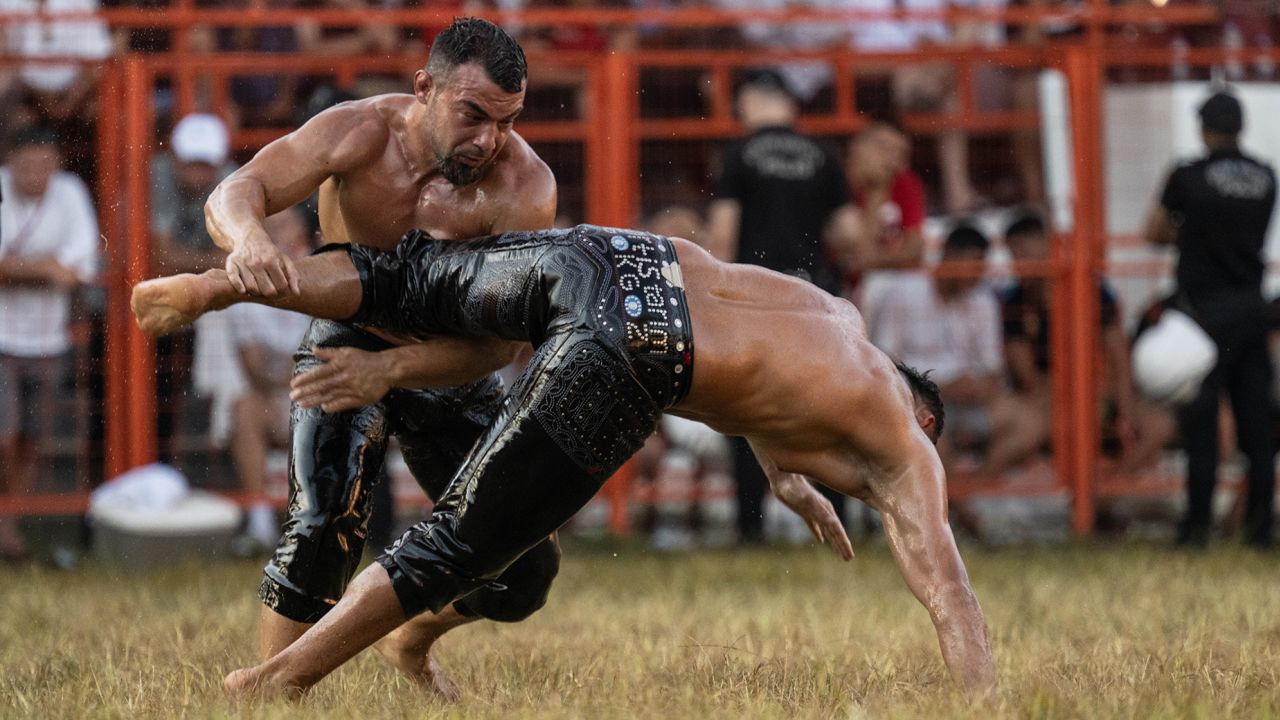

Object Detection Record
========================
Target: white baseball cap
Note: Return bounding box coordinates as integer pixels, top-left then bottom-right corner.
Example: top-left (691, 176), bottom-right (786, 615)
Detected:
top-left (171, 113), bottom-right (229, 165)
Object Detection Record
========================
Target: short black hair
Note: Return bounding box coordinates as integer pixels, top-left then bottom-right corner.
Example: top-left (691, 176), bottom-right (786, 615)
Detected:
top-left (738, 68), bottom-right (793, 100)
top-left (895, 361), bottom-right (945, 444)
top-left (427, 17), bottom-right (527, 94)
top-left (1004, 212), bottom-right (1044, 241)
top-left (944, 224), bottom-right (989, 254)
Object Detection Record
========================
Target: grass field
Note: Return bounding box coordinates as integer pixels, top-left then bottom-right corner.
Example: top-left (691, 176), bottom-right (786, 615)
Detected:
top-left (3, 541), bottom-right (1279, 719)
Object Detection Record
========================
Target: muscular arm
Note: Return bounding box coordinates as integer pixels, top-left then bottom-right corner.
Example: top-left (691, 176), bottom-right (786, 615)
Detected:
top-left (867, 447), bottom-right (995, 693)
top-left (205, 103), bottom-right (386, 295)
top-left (749, 442), bottom-right (853, 560)
top-left (290, 335), bottom-right (521, 412)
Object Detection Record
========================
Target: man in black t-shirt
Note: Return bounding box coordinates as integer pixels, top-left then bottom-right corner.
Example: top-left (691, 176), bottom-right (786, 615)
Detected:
top-left (1146, 91), bottom-right (1278, 548)
top-left (706, 69), bottom-right (851, 544)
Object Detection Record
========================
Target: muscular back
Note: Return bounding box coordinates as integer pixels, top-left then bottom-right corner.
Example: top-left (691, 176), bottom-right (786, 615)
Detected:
top-left (671, 237), bottom-right (926, 495)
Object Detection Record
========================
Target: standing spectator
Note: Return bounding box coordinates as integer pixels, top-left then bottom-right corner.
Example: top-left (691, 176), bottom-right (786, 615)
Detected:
top-left (873, 225), bottom-right (1003, 466)
top-left (0, 0), bottom-right (113, 180)
top-left (1144, 92), bottom-right (1277, 548)
top-left (150, 113), bottom-right (236, 463)
top-left (981, 213), bottom-right (1136, 478)
top-left (0, 127), bottom-right (98, 559)
top-left (224, 208), bottom-right (315, 552)
top-left (706, 68), bottom-right (851, 544)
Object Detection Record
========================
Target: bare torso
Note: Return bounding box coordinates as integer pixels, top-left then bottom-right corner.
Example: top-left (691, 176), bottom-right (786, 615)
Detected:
top-left (670, 237), bottom-right (928, 500)
top-left (313, 95), bottom-right (550, 249)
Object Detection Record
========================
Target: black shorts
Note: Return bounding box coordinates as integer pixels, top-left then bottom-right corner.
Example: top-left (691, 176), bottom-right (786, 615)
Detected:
top-left (339, 225), bottom-right (695, 617)
top-left (259, 319), bottom-right (560, 624)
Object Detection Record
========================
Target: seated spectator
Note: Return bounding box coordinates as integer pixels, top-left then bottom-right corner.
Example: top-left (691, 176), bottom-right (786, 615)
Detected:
top-left (873, 225), bottom-right (1003, 467)
top-left (150, 113), bottom-right (237, 463)
top-left (0, 0), bottom-right (114, 179)
top-left (0, 127), bottom-right (99, 559)
top-left (224, 207), bottom-right (316, 551)
top-left (833, 117), bottom-right (927, 328)
top-left (980, 212), bottom-right (1137, 477)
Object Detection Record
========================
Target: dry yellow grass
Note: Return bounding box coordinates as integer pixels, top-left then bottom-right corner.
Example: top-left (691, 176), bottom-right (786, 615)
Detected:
top-left (3, 541), bottom-right (1279, 719)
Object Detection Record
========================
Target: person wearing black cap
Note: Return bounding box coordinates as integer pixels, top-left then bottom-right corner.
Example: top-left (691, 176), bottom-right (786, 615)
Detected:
top-left (1145, 90), bottom-right (1277, 548)
top-left (706, 68), bottom-right (852, 545)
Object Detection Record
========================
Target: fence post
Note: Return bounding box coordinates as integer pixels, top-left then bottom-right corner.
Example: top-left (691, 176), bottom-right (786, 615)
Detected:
top-left (123, 57), bottom-right (159, 471)
top-left (1064, 45), bottom-right (1105, 535)
top-left (586, 51), bottom-right (638, 227)
top-left (100, 62), bottom-right (130, 482)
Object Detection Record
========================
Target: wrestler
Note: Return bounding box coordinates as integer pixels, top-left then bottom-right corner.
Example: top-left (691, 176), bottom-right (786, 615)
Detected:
top-left (202, 17), bottom-right (557, 696)
top-left (134, 224), bottom-right (997, 694)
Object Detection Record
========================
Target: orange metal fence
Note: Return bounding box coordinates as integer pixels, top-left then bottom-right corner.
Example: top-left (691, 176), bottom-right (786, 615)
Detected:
top-left (3, 3), bottom-right (1270, 536)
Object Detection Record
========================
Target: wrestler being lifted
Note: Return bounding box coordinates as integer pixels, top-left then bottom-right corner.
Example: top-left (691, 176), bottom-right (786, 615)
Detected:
top-left (200, 17), bottom-right (557, 698)
top-left (133, 224), bottom-right (997, 696)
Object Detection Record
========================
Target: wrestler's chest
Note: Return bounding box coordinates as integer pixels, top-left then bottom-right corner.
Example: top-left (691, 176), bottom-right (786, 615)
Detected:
top-left (336, 186), bottom-right (497, 247)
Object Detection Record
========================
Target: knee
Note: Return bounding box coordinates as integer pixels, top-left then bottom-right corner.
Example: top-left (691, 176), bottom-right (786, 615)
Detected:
top-left (456, 536), bottom-right (561, 623)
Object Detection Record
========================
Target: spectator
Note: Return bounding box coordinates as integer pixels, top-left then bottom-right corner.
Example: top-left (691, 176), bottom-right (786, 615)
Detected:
top-left (0, 127), bottom-right (99, 560)
top-left (1144, 91), bottom-right (1277, 548)
top-left (224, 208), bottom-right (316, 551)
top-left (834, 116), bottom-right (928, 324)
top-left (150, 113), bottom-right (236, 463)
top-left (873, 225), bottom-right (1003, 466)
top-left (0, 0), bottom-right (114, 180)
top-left (980, 212), bottom-right (1136, 478)
top-left (706, 68), bottom-right (851, 544)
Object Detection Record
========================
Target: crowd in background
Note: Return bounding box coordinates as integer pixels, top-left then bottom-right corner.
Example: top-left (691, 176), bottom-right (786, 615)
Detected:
top-left (0, 0), bottom-right (1276, 560)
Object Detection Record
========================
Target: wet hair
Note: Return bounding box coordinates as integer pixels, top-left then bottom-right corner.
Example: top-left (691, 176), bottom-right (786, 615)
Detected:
top-left (895, 361), bottom-right (945, 444)
top-left (426, 17), bottom-right (527, 94)
top-left (944, 224), bottom-right (989, 255)
top-left (1004, 212), bottom-right (1045, 242)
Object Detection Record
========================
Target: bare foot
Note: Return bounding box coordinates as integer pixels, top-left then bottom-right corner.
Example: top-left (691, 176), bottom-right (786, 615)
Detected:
top-left (224, 665), bottom-right (309, 702)
top-left (373, 628), bottom-right (462, 701)
top-left (130, 274), bottom-right (214, 336)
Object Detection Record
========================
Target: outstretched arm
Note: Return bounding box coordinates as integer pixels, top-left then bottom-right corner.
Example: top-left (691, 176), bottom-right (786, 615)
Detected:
top-left (749, 442), bottom-right (853, 560)
top-left (868, 448), bottom-right (995, 693)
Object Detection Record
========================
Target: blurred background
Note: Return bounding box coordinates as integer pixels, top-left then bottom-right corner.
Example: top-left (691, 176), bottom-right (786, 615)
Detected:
top-left (2, 0), bottom-right (1279, 564)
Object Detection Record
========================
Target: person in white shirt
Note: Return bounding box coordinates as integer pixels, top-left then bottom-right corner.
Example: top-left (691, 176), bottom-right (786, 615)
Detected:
top-left (873, 224), bottom-right (1003, 465)
top-left (0, 126), bottom-right (99, 559)
top-left (224, 207), bottom-right (315, 551)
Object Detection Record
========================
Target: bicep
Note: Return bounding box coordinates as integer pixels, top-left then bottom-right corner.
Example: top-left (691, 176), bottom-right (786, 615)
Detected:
top-left (225, 107), bottom-right (384, 215)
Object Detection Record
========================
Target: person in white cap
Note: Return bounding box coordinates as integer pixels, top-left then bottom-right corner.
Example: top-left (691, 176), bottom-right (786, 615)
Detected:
top-left (149, 113), bottom-right (238, 466)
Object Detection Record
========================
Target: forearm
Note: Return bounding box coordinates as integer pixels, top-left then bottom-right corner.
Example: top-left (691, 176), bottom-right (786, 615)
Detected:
top-left (382, 338), bottom-right (523, 390)
top-left (0, 258), bottom-right (58, 286)
top-left (205, 177), bottom-right (271, 253)
top-left (931, 585), bottom-right (996, 692)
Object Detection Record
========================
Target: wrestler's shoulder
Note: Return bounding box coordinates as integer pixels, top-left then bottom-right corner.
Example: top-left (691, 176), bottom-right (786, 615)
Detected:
top-left (305, 95), bottom-right (404, 144)
top-left (492, 133), bottom-right (556, 202)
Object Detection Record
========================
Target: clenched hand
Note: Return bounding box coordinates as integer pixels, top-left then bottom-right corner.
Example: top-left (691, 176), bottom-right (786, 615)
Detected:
top-left (225, 235), bottom-right (300, 297)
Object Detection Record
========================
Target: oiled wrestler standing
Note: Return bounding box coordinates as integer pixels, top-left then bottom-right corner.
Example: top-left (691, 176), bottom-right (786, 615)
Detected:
top-left (203, 17), bottom-right (556, 695)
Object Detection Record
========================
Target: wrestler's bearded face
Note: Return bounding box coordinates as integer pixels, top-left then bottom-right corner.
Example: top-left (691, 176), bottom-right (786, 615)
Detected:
top-left (418, 64), bottom-right (525, 187)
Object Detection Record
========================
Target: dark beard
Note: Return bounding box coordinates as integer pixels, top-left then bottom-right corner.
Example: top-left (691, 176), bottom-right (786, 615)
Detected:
top-left (436, 153), bottom-right (487, 187)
